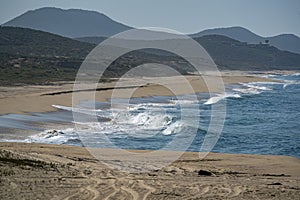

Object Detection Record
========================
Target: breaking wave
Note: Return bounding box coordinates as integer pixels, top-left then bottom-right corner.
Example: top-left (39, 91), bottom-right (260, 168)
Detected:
top-left (204, 93), bottom-right (241, 105)
top-left (1, 73), bottom-right (299, 157)
top-left (25, 128), bottom-right (80, 145)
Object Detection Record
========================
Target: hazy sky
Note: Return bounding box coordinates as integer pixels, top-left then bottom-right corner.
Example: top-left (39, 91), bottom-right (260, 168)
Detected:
top-left (0, 0), bottom-right (299, 37)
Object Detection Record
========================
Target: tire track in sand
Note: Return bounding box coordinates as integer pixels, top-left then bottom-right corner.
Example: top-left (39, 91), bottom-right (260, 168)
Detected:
top-left (63, 188), bottom-right (85, 200)
top-left (85, 177), bottom-right (101, 200)
top-left (121, 185), bottom-right (139, 200)
top-left (103, 179), bottom-right (118, 200)
top-left (63, 177), bottom-right (100, 200)
top-left (139, 180), bottom-right (156, 200)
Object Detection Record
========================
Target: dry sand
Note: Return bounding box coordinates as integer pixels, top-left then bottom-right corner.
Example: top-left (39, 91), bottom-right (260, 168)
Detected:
top-left (0, 142), bottom-right (299, 199)
top-left (0, 73), bottom-right (274, 115)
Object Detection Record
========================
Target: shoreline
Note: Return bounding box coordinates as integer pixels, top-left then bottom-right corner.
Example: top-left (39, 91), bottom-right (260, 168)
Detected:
top-left (0, 71), bottom-right (298, 158)
top-left (1, 71), bottom-right (299, 199)
top-left (0, 72), bottom-right (281, 115)
top-left (1, 142), bottom-right (299, 199)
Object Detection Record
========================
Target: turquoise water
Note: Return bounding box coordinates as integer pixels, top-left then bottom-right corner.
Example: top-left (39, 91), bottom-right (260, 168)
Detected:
top-left (0, 73), bottom-right (299, 158)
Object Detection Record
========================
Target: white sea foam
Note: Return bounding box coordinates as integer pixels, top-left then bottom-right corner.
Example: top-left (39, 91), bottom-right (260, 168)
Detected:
top-left (52, 104), bottom-right (112, 119)
top-left (242, 83), bottom-right (272, 91)
top-left (282, 80), bottom-right (300, 88)
top-left (229, 81), bottom-right (275, 96)
top-left (113, 112), bottom-right (173, 129)
top-left (232, 87), bottom-right (261, 95)
top-left (204, 93), bottom-right (241, 105)
top-left (26, 128), bottom-right (78, 144)
top-left (169, 99), bottom-right (199, 104)
top-left (282, 72), bottom-right (300, 77)
top-left (53, 104), bottom-right (102, 113)
top-left (162, 121), bottom-right (183, 135)
top-left (127, 102), bottom-right (173, 111)
top-left (60, 101), bottom-right (181, 139)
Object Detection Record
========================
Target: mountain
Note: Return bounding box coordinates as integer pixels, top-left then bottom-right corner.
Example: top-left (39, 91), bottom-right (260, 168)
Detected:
top-left (191, 26), bottom-right (300, 54)
top-left (2, 7), bottom-right (132, 38)
top-left (191, 26), bottom-right (262, 43)
top-left (0, 27), bottom-right (194, 85)
top-left (0, 26), bottom-right (95, 85)
top-left (75, 36), bottom-right (107, 44)
top-left (267, 34), bottom-right (300, 55)
top-left (194, 35), bottom-right (300, 70)
top-left (3, 8), bottom-right (299, 54)
top-left (1, 27), bottom-right (300, 85)
top-left (0, 26), bottom-right (94, 57)
top-left (75, 34), bottom-right (300, 71)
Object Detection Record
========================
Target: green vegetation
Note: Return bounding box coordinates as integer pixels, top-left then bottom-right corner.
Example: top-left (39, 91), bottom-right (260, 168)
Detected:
top-left (77, 35), bottom-right (300, 71)
top-left (0, 26), bottom-right (299, 86)
top-left (0, 27), bottom-right (94, 85)
top-left (0, 26), bottom-right (93, 57)
top-left (0, 52), bottom-right (80, 85)
top-left (195, 35), bottom-right (300, 70)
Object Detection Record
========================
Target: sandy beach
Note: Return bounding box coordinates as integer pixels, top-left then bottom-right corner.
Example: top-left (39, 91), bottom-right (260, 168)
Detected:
top-left (1, 1), bottom-right (299, 199)
top-left (0, 142), bottom-right (299, 199)
top-left (1, 72), bottom-right (299, 199)
top-left (0, 73), bottom-right (274, 115)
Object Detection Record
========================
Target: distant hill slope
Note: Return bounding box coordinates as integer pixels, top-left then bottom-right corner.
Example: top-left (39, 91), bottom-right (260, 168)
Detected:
top-left (192, 26), bottom-right (262, 43)
top-left (0, 26), bottom-right (94, 58)
top-left (0, 27), bottom-right (194, 85)
top-left (2, 7), bottom-right (132, 38)
top-left (3, 8), bottom-right (299, 54)
top-left (75, 36), bottom-right (107, 44)
top-left (267, 34), bottom-right (300, 55)
top-left (74, 35), bottom-right (300, 70)
top-left (0, 26), bottom-right (95, 85)
top-left (194, 35), bottom-right (300, 70)
top-left (191, 26), bottom-right (300, 54)
top-left (0, 27), bottom-right (300, 85)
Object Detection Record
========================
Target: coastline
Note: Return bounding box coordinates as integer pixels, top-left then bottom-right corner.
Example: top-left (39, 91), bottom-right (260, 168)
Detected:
top-left (0, 71), bottom-right (299, 199)
top-left (0, 72), bottom-right (278, 115)
top-left (0, 142), bottom-right (299, 199)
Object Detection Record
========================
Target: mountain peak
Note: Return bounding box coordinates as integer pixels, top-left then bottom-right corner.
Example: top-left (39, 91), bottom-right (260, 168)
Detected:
top-left (2, 7), bottom-right (132, 38)
top-left (33, 7), bottom-right (106, 16)
top-left (191, 26), bottom-right (300, 54)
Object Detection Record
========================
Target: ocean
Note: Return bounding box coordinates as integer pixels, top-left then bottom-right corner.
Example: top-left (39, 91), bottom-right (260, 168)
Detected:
top-left (0, 73), bottom-right (299, 158)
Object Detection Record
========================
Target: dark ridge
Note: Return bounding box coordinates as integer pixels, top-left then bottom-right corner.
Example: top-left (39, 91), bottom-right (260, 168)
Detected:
top-left (41, 84), bottom-right (147, 96)
top-left (1, 27), bottom-right (300, 86)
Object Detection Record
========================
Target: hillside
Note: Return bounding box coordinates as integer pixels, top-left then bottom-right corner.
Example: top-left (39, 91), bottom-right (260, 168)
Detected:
top-left (0, 27), bottom-right (300, 85)
top-left (0, 26), bottom-right (94, 58)
top-left (0, 26), bottom-right (95, 85)
top-left (267, 34), bottom-right (300, 55)
top-left (191, 26), bottom-right (300, 54)
top-left (74, 35), bottom-right (300, 70)
top-left (192, 26), bottom-right (262, 43)
top-left (0, 27), bottom-right (193, 85)
top-left (2, 7), bottom-right (132, 38)
top-left (3, 8), bottom-right (299, 54)
top-left (195, 35), bottom-right (300, 70)
top-left (75, 36), bottom-right (107, 44)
